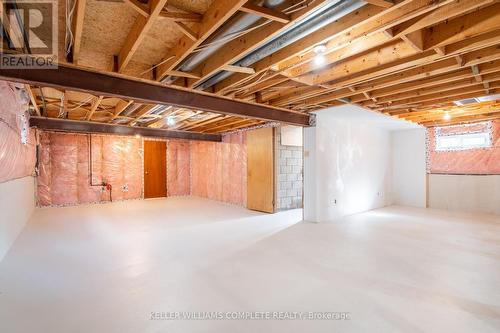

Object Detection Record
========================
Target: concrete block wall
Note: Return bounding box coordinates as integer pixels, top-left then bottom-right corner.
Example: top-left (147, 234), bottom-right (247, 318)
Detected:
top-left (276, 127), bottom-right (303, 210)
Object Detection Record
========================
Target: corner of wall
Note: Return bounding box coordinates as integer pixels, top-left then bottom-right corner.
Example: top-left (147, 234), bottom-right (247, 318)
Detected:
top-left (0, 176), bottom-right (35, 262)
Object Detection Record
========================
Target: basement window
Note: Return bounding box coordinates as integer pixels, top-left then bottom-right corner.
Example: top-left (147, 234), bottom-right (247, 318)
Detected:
top-left (435, 131), bottom-right (492, 151)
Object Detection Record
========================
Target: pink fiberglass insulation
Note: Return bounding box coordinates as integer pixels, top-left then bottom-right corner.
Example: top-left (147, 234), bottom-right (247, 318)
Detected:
top-left (428, 120), bottom-right (500, 174)
top-left (191, 132), bottom-right (247, 207)
top-left (0, 80), bottom-right (36, 183)
top-left (37, 132), bottom-right (142, 206)
top-left (167, 140), bottom-right (190, 196)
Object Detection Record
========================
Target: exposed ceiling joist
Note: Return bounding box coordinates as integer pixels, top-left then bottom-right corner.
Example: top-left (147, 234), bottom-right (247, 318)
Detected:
top-left (184, 0), bottom-right (330, 89)
top-left (68, 0), bottom-right (87, 64)
top-left (239, 3), bottom-right (291, 24)
top-left (173, 21), bottom-right (198, 41)
top-left (118, 0), bottom-right (169, 73)
top-left (0, 59), bottom-right (310, 126)
top-left (156, 0), bottom-right (248, 81)
top-left (86, 96), bottom-right (103, 120)
top-left (364, 0), bottom-right (394, 8)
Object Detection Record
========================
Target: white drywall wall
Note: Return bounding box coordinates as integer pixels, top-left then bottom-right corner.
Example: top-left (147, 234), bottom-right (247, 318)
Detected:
top-left (0, 177), bottom-right (35, 261)
top-left (303, 127), bottom-right (317, 222)
top-left (304, 105), bottom-right (421, 222)
top-left (280, 125), bottom-right (303, 147)
top-left (391, 129), bottom-right (427, 208)
top-left (429, 174), bottom-right (500, 215)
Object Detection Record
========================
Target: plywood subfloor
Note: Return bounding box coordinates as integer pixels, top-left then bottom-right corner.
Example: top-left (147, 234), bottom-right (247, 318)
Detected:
top-left (0, 198), bottom-right (499, 332)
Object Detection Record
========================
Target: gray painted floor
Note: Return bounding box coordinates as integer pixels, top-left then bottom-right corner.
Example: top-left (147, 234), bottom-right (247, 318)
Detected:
top-left (0, 197), bottom-right (499, 332)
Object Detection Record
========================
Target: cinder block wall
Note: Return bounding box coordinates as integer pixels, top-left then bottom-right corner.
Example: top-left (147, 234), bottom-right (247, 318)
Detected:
top-left (275, 128), bottom-right (303, 210)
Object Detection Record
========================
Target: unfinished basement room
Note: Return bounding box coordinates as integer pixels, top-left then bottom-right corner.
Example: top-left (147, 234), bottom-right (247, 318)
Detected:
top-left (0, 0), bottom-right (499, 332)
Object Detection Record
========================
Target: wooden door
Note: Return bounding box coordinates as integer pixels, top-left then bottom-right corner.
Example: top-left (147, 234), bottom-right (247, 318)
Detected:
top-left (144, 140), bottom-right (167, 198)
top-left (247, 127), bottom-right (275, 213)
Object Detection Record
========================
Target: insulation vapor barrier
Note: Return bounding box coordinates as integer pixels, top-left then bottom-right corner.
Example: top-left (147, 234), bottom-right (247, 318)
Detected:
top-left (37, 132), bottom-right (142, 206)
top-left (0, 81), bottom-right (36, 183)
top-left (428, 120), bottom-right (500, 174)
top-left (167, 140), bottom-right (190, 196)
top-left (191, 132), bottom-right (247, 206)
top-left (37, 132), bottom-right (248, 208)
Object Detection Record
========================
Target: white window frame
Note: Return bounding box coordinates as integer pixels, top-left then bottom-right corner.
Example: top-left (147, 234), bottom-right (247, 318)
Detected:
top-left (435, 129), bottom-right (492, 151)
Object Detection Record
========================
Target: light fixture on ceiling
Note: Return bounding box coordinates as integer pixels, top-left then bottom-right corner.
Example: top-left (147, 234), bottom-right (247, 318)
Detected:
top-left (166, 116), bottom-right (176, 126)
top-left (134, 134), bottom-right (141, 139)
top-left (313, 44), bottom-right (327, 54)
top-left (313, 44), bottom-right (327, 67)
top-left (443, 111), bottom-right (451, 121)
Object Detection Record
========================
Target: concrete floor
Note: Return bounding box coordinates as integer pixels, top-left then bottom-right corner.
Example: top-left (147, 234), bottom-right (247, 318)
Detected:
top-left (0, 197), bottom-right (499, 332)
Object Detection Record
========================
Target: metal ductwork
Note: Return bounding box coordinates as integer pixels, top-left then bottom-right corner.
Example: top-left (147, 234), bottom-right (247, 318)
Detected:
top-left (162, 0), bottom-right (288, 84)
top-left (196, 0), bottom-right (365, 90)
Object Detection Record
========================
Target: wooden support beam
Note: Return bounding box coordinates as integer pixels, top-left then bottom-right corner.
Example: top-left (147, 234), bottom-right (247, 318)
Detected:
top-left (86, 96), bottom-right (103, 120)
top-left (214, 4), bottom-right (387, 94)
top-left (283, 32), bottom-right (391, 79)
top-left (118, 0), bottom-right (169, 72)
top-left (110, 100), bottom-right (134, 122)
top-left (25, 85), bottom-right (41, 116)
top-left (156, 0), bottom-right (248, 81)
top-left (471, 65), bottom-right (482, 82)
top-left (222, 65), bottom-right (256, 74)
top-left (434, 46), bottom-right (446, 56)
top-left (455, 55), bottom-right (465, 67)
top-left (364, 0), bottom-right (393, 8)
top-left (239, 3), bottom-right (290, 24)
top-left (69, 0), bottom-right (87, 64)
top-left (62, 92), bottom-right (69, 118)
top-left (124, 0), bottom-right (149, 17)
top-left (173, 21), bottom-right (198, 41)
top-left (159, 11), bottom-right (202, 22)
top-left (424, 2), bottom-right (500, 50)
top-left (128, 104), bottom-right (156, 125)
top-left (174, 0), bottom-right (329, 88)
top-left (202, 118), bottom-right (252, 133)
top-left (29, 117), bottom-right (221, 142)
top-left (178, 114), bottom-right (225, 131)
top-left (125, 0), bottom-right (203, 22)
top-left (394, 0), bottom-right (495, 38)
top-left (383, 27), bottom-right (394, 38)
top-left (401, 29), bottom-right (425, 52)
top-left (0, 59), bottom-right (310, 126)
top-left (166, 70), bottom-right (201, 79)
top-left (277, 46), bottom-right (500, 107)
top-left (361, 76), bottom-right (500, 107)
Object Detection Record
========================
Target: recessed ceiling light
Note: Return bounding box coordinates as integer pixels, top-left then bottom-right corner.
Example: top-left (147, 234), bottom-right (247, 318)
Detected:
top-left (166, 116), bottom-right (176, 126)
top-left (313, 54), bottom-right (326, 67)
top-left (313, 44), bottom-right (327, 54)
top-left (443, 112), bottom-right (451, 121)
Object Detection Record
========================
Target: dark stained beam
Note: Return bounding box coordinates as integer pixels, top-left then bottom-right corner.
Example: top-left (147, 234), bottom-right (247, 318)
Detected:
top-left (0, 56), bottom-right (310, 126)
top-left (30, 117), bottom-right (222, 142)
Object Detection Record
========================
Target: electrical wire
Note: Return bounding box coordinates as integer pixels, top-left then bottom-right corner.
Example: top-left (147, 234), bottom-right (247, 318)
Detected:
top-left (65, 0), bottom-right (77, 57)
